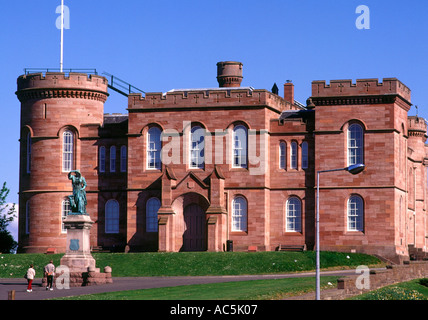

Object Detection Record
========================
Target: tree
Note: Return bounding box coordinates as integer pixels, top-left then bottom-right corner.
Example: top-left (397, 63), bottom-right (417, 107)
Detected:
top-left (0, 182), bottom-right (17, 253)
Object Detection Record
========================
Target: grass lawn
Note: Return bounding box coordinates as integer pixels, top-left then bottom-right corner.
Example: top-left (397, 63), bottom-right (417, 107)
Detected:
top-left (54, 276), bottom-right (341, 300)
top-left (0, 251), bottom-right (383, 278)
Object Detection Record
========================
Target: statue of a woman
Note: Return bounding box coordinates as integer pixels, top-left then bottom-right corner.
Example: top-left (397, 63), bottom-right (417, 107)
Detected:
top-left (67, 170), bottom-right (88, 215)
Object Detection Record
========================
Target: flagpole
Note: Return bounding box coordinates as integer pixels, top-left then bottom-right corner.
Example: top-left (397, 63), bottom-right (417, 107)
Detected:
top-left (60, 0), bottom-right (64, 72)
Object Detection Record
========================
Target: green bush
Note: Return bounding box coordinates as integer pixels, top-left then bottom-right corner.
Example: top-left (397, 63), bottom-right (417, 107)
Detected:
top-left (419, 278), bottom-right (428, 287)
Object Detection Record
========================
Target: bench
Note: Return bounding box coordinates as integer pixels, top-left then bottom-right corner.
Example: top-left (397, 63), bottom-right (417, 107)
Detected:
top-left (277, 244), bottom-right (306, 252)
top-left (90, 246), bottom-right (110, 253)
top-left (45, 248), bottom-right (56, 254)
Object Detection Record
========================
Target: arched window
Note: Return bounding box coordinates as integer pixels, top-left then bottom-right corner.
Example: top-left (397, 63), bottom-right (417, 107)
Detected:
top-left (286, 197), bottom-right (302, 232)
top-left (190, 126), bottom-right (205, 169)
top-left (110, 146), bottom-right (116, 172)
top-left (302, 141), bottom-right (308, 169)
top-left (25, 200), bottom-right (30, 235)
top-left (233, 125), bottom-right (247, 168)
top-left (232, 196), bottom-right (247, 232)
top-left (146, 198), bottom-right (161, 232)
top-left (290, 141), bottom-right (298, 169)
top-left (61, 199), bottom-right (70, 233)
top-left (120, 146), bottom-right (127, 172)
top-left (147, 127), bottom-right (162, 170)
top-left (347, 124), bottom-right (364, 166)
top-left (347, 195), bottom-right (364, 232)
top-left (105, 200), bottom-right (119, 234)
top-left (62, 130), bottom-right (74, 172)
top-left (279, 141), bottom-right (286, 169)
top-left (99, 146), bottom-right (106, 173)
top-left (26, 132), bottom-right (32, 174)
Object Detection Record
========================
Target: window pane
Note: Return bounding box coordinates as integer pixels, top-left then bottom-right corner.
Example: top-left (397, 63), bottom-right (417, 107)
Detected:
top-left (348, 124), bottom-right (363, 165)
top-left (348, 196), bottom-right (363, 231)
top-left (120, 146), bottom-right (127, 172)
top-left (190, 126), bottom-right (205, 169)
top-left (232, 197), bottom-right (247, 232)
top-left (62, 199), bottom-right (70, 233)
top-left (302, 142), bottom-right (308, 169)
top-left (110, 146), bottom-right (116, 172)
top-left (105, 200), bottom-right (119, 233)
top-left (146, 198), bottom-right (161, 232)
top-left (27, 133), bottom-right (31, 174)
top-left (62, 131), bottom-right (73, 172)
top-left (279, 142), bottom-right (286, 169)
top-left (147, 127), bottom-right (161, 169)
top-left (233, 126), bottom-right (247, 168)
top-left (99, 147), bottom-right (105, 173)
top-left (286, 197), bottom-right (301, 232)
top-left (290, 142), bottom-right (297, 169)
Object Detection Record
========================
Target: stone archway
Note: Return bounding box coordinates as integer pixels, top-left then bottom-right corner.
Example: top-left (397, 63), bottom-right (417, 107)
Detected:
top-left (170, 192), bottom-right (210, 252)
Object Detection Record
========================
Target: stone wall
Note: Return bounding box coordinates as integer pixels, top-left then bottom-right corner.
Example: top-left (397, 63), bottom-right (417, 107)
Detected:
top-left (336, 261), bottom-right (428, 298)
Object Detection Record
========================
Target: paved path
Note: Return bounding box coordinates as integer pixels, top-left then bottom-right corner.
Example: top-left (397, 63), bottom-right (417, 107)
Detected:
top-left (0, 269), bottom-right (379, 300)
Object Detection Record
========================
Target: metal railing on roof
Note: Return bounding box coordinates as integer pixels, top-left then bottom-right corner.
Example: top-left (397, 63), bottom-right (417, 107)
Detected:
top-left (103, 72), bottom-right (145, 97)
top-left (24, 68), bottom-right (98, 76)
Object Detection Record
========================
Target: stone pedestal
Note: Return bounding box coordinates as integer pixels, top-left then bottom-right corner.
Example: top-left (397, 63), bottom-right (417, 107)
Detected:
top-left (58, 214), bottom-right (112, 287)
top-left (60, 214), bottom-right (97, 272)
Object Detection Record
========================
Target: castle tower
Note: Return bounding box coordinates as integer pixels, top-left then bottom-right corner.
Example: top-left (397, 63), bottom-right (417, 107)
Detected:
top-left (216, 61), bottom-right (243, 87)
top-left (16, 72), bottom-right (109, 253)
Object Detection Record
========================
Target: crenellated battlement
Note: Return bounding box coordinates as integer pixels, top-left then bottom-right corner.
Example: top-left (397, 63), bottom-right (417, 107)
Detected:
top-left (16, 72), bottom-right (109, 102)
top-left (128, 88), bottom-right (298, 112)
top-left (312, 78), bottom-right (411, 103)
top-left (408, 116), bottom-right (427, 138)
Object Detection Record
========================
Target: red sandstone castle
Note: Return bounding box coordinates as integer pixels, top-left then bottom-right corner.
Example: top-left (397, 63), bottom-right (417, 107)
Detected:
top-left (16, 61), bottom-right (428, 263)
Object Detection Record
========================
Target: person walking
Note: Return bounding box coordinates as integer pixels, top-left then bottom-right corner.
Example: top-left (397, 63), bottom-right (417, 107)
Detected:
top-left (26, 264), bottom-right (35, 292)
top-left (44, 260), bottom-right (55, 291)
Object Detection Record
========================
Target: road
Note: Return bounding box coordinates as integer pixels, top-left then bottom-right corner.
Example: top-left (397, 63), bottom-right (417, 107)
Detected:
top-left (0, 268), bottom-right (379, 301)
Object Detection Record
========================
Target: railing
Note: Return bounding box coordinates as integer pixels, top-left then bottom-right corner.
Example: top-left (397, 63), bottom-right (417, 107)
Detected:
top-left (23, 68), bottom-right (146, 98)
top-left (103, 72), bottom-right (146, 97)
top-left (24, 68), bottom-right (98, 76)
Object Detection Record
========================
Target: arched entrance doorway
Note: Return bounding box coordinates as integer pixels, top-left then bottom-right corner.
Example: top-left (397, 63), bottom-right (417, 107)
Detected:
top-left (183, 203), bottom-right (206, 251)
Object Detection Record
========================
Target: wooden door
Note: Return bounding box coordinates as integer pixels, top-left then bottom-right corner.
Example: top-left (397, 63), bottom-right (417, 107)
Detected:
top-left (183, 204), bottom-right (206, 251)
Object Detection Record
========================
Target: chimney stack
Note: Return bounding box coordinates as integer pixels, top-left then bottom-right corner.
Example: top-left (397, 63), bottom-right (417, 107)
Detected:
top-left (284, 81), bottom-right (294, 104)
top-left (217, 61), bottom-right (243, 87)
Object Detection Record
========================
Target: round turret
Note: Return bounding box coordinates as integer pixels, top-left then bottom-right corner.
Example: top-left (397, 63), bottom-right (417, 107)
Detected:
top-left (216, 61), bottom-right (243, 87)
top-left (16, 72), bottom-right (109, 253)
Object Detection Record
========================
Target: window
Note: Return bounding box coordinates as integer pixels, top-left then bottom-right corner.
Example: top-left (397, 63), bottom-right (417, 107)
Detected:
top-left (286, 197), bottom-right (302, 232)
top-left (110, 146), bottom-right (116, 172)
top-left (99, 146), bottom-right (106, 173)
top-left (348, 124), bottom-right (364, 166)
top-left (190, 126), bottom-right (205, 169)
top-left (279, 142), bottom-right (286, 169)
top-left (146, 198), bottom-right (161, 232)
top-left (233, 125), bottom-right (247, 168)
top-left (62, 130), bottom-right (74, 172)
top-left (232, 196), bottom-right (247, 232)
top-left (26, 133), bottom-right (31, 174)
top-left (147, 127), bottom-right (162, 170)
top-left (347, 195), bottom-right (364, 232)
top-left (105, 200), bottom-right (119, 233)
top-left (120, 146), bottom-right (127, 172)
top-left (25, 201), bottom-right (30, 235)
top-left (302, 141), bottom-right (308, 169)
top-left (290, 141), bottom-right (298, 169)
top-left (61, 199), bottom-right (70, 233)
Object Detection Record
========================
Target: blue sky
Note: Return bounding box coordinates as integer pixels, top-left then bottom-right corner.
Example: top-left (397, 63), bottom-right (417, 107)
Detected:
top-left (1, 0), bottom-right (427, 218)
